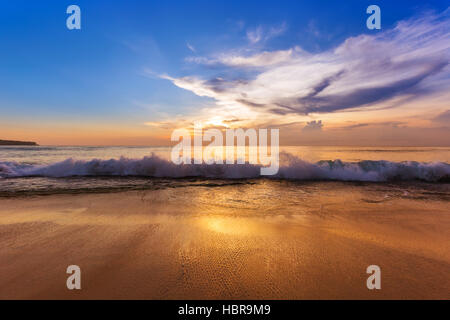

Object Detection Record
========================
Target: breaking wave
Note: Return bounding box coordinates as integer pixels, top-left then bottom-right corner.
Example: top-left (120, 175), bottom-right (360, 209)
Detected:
top-left (0, 153), bottom-right (449, 182)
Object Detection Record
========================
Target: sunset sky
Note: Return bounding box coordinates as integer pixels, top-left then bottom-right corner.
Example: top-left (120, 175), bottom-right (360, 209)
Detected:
top-left (0, 0), bottom-right (449, 146)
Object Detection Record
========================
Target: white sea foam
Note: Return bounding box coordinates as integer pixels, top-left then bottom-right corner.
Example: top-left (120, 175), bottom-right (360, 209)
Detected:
top-left (0, 153), bottom-right (449, 182)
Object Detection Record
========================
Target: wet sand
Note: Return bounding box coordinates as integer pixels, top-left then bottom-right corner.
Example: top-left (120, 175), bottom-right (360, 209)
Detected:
top-left (0, 182), bottom-right (449, 299)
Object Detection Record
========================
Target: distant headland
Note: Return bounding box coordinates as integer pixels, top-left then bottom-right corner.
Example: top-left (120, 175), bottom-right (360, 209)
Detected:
top-left (0, 139), bottom-right (38, 146)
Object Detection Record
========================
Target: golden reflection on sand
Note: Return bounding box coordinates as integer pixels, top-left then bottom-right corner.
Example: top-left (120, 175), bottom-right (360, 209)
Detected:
top-left (0, 183), bottom-right (449, 299)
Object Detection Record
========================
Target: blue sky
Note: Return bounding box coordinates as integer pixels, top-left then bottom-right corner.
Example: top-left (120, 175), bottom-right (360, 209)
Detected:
top-left (0, 0), bottom-right (449, 145)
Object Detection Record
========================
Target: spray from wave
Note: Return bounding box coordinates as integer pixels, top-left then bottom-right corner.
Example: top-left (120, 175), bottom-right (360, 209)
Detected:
top-left (0, 153), bottom-right (449, 182)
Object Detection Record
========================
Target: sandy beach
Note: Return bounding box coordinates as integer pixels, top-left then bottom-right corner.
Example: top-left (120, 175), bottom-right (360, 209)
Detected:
top-left (1, 181), bottom-right (449, 299)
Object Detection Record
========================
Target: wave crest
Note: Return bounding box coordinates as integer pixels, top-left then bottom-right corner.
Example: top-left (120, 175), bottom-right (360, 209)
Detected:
top-left (0, 153), bottom-right (449, 182)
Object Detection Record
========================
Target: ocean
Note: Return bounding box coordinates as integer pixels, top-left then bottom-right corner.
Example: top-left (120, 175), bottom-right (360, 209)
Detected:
top-left (0, 145), bottom-right (449, 196)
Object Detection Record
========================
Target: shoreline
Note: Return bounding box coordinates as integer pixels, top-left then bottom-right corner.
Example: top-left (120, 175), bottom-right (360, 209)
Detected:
top-left (0, 177), bottom-right (449, 199)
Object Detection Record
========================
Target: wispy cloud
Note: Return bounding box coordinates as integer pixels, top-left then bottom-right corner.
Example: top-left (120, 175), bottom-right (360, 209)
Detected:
top-left (246, 26), bottom-right (263, 44)
top-left (432, 110), bottom-right (450, 124)
top-left (246, 22), bottom-right (287, 44)
top-left (186, 42), bottom-right (196, 53)
top-left (307, 20), bottom-right (321, 38)
top-left (335, 121), bottom-right (405, 130)
top-left (164, 9), bottom-right (449, 118)
top-left (186, 47), bottom-right (300, 67)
